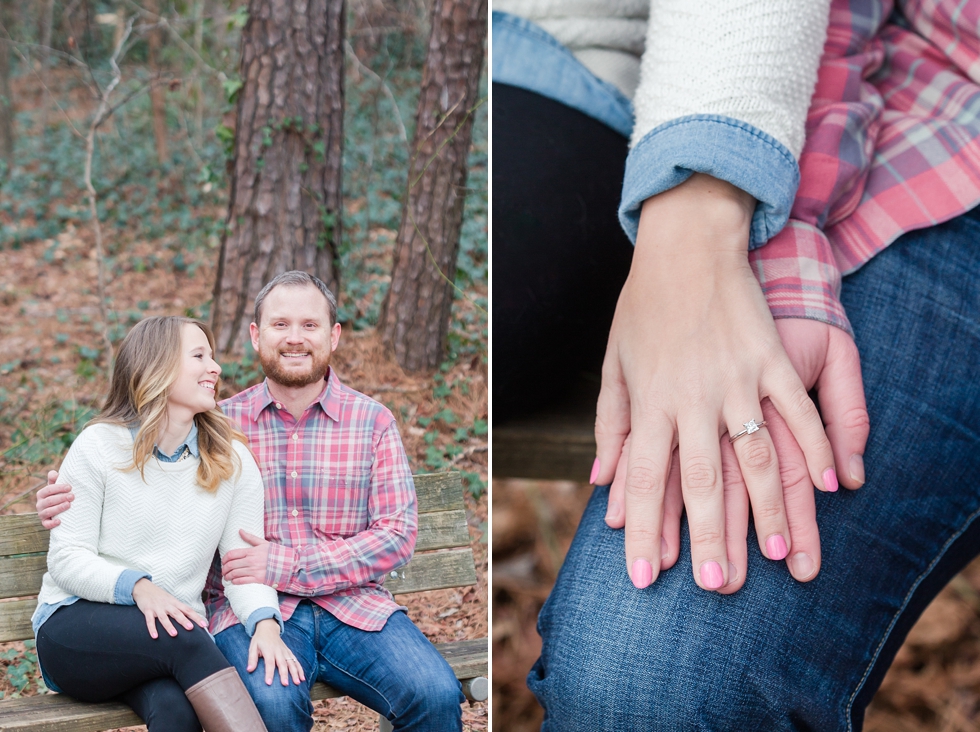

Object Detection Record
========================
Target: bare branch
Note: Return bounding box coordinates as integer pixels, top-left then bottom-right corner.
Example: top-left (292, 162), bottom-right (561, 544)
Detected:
top-left (344, 41), bottom-right (408, 142)
top-left (122, 0), bottom-right (228, 83)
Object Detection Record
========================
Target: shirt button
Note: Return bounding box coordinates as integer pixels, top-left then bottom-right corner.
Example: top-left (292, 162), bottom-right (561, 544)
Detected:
top-left (292, 434), bottom-right (298, 440)
top-left (291, 509), bottom-right (299, 517)
top-left (272, 583), bottom-right (278, 589)
top-left (275, 402), bottom-right (282, 409)
top-left (291, 470), bottom-right (297, 478)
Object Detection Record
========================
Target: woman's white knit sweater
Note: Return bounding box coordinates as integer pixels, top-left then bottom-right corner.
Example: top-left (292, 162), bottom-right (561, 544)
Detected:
top-left (37, 422), bottom-right (278, 627)
top-left (495, 0), bottom-right (831, 157)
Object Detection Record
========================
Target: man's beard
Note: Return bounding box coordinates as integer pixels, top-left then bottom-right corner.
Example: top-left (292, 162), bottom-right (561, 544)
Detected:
top-left (258, 347), bottom-right (331, 388)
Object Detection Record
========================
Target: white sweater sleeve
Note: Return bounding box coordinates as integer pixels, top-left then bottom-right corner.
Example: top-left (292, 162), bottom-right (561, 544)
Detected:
top-left (631, 0), bottom-right (831, 156)
top-left (218, 442), bottom-right (281, 628)
top-left (46, 426), bottom-right (129, 602)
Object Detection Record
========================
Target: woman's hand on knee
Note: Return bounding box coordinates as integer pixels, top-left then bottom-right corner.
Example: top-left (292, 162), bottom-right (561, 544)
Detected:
top-left (132, 579), bottom-right (208, 639)
top-left (248, 619), bottom-right (305, 687)
top-left (594, 174), bottom-right (836, 591)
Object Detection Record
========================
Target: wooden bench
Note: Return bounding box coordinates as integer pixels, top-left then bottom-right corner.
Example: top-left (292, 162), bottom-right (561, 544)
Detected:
top-left (492, 378), bottom-right (599, 480)
top-left (0, 472), bottom-right (488, 732)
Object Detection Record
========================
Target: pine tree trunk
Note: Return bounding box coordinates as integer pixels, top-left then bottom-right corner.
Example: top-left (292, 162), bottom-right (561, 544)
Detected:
top-left (211, 0), bottom-right (345, 356)
top-left (379, 0), bottom-right (487, 372)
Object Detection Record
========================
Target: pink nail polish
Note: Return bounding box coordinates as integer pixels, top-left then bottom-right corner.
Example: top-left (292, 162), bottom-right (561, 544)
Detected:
top-left (823, 468), bottom-right (839, 493)
top-left (590, 457), bottom-right (600, 485)
top-left (766, 534), bottom-right (788, 561)
top-left (631, 559), bottom-right (653, 589)
top-left (700, 561), bottom-right (724, 590)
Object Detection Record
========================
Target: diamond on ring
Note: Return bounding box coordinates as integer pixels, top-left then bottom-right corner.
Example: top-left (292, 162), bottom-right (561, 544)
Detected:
top-left (729, 418), bottom-right (768, 443)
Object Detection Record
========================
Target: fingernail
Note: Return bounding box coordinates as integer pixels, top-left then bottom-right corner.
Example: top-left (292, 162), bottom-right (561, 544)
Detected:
top-left (766, 534), bottom-right (788, 561)
top-left (822, 468), bottom-right (838, 493)
top-left (590, 457), bottom-right (600, 484)
top-left (850, 454), bottom-right (865, 486)
top-left (700, 561), bottom-right (724, 590)
top-left (631, 559), bottom-right (653, 589)
top-left (660, 537), bottom-right (668, 560)
top-left (726, 562), bottom-right (739, 585)
top-left (605, 500), bottom-right (620, 521)
top-left (790, 552), bottom-right (815, 580)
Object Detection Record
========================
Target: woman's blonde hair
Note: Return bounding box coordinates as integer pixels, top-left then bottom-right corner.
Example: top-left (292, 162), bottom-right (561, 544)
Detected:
top-left (89, 316), bottom-right (246, 493)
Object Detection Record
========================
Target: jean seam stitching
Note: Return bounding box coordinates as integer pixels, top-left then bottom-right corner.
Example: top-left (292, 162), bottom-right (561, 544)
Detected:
top-left (845, 503), bottom-right (980, 731)
top-left (316, 651), bottom-right (394, 717)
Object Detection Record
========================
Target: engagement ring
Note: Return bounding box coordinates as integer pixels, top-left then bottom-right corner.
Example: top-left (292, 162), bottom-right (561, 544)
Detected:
top-left (729, 418), bottom-right (767, 443)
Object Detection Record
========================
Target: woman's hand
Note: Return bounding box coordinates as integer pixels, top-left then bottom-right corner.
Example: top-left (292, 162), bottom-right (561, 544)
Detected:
top-left (132, 578), bottom-right (208, 639)
top-left (594, 174), bottom-right (837, 591)
top-left (248, 618), bottom-right (305, 686)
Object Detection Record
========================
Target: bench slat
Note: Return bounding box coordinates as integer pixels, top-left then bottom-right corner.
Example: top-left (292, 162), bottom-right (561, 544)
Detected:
top-left (0, 638), bottom-right (488, 731)
top-left (0, 598), bottom-right (34, 644)
top-left (0, 548), bottom-right (479, 644)
top-left (415, 509), bottom-right (470, 552)
top-left (0, 515), bottom-right (47, 557)
top-left (0, 475), bottom-right (464, 561)
top-left (0, 510), bottom-right (470, 600)
top-left (412, 472), bottom-right (465, 512)
top-left (385, 548), bottom-right (477, 595)
top-left (0, 555), bottom-right (46, 601)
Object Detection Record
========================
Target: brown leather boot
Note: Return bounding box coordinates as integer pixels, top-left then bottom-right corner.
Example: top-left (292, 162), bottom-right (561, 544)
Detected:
top-left (184, 667), bottom-right (269, 732)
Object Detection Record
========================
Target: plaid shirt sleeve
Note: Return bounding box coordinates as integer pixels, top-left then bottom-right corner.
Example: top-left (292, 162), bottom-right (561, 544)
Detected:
top-left (750, 0), bottom-right (885, 335)
top-left (263, 422), bottom-right (418, 596)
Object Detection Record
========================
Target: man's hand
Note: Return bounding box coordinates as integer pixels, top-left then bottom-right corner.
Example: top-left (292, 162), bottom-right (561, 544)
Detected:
top-left (36, 471), bottom-right (74, 529)
top-left (247, 618), bottom-right (305, 686)
top-left (132, 578), bottom-right (208, 639)
top-left (222, 530), bottom-right (271, 585)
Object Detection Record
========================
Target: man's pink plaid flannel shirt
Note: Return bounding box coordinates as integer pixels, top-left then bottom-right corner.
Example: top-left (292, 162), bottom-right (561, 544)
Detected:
top-left (206, 369), bottom-right (417, 634)
top-left (754, 0), bottom-right (980, 333)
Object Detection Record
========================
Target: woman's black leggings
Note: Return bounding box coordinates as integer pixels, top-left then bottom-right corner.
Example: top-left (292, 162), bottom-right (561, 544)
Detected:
top-left (36, 600), bottom-right (232, 732)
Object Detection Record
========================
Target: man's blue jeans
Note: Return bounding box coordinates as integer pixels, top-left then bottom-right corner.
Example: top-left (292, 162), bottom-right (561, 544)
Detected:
top-left (215, 602), bottom-right (463, 731)
top-left (528, 208), bottom-right (980, 730)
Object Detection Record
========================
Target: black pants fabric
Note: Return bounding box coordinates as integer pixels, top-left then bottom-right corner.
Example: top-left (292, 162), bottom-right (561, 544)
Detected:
top-left (36, 600), bottom-right (232, 732)
top-left (492, 82), bottom-right (634, 421)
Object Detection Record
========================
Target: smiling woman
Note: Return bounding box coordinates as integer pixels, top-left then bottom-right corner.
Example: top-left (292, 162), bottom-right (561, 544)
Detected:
top-left (30, 316), bottom-right (302, 732)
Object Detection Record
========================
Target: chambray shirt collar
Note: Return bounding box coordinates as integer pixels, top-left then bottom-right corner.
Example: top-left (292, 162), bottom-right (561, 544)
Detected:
top-left (248, 368), bottom-right (342, 423)
top-left (128, 421), bottom-right (200, 460)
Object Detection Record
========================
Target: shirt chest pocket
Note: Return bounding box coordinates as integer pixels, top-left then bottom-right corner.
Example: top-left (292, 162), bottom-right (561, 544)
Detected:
top-left (313, 469), bottom-right (372, 534)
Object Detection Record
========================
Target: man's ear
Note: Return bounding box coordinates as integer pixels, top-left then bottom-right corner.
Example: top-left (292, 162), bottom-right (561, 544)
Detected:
top-left (330, 322), bottom-right (341, 352)
top-left (249, 322), bottom-right (260, 352)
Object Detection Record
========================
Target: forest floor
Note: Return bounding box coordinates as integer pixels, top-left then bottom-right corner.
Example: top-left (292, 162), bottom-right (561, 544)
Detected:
top-left (493, 479), bottom-right (980, 732)
top-left (0, 35), bottom-right (488, 731)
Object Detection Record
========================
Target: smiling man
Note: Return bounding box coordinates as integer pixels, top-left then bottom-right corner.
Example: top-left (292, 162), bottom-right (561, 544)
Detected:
top-left (37, 271), bottom-right (464, 732)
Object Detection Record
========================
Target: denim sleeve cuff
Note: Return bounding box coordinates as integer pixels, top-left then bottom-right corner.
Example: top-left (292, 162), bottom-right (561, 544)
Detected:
top-left (245, 607), bottom-right (284, 637)
top-left (619, 115), bottom-right (800, 249)
top-left (113, 569), bottom-right (151, 605)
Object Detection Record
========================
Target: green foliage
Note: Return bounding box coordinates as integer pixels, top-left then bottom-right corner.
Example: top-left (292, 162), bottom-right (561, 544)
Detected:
top-left (1, 641), bottom-right (45, 698)
top-left (2, 399), bottom-right (99, 466)
top-left (219, 341), bottom-right (265, 392)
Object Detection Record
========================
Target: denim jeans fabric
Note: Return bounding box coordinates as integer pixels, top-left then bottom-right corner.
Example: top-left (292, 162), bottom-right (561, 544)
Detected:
top-left (215, 602), bottom-right (463, 732)
top-left (527, 208), bottom-right (980, 731)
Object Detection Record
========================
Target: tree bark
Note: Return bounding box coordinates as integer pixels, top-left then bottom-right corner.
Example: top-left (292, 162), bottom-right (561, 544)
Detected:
top-left (145, 0), bottom-right (169, 166)
top-left (0, 0), bottom-right (13, 170)
top-left (211, 0), bottom-right (345, 356)
top-left (379, 0), bottom-right (487, 372)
